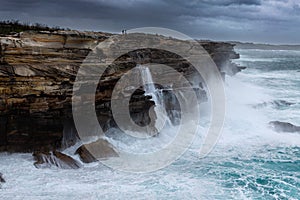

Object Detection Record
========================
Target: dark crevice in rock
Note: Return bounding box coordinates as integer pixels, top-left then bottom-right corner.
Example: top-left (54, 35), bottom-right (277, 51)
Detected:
top-left (0, 31), bottom-right (242, 153)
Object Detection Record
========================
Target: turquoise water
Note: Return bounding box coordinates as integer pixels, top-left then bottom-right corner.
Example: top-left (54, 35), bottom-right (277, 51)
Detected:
top-left (0, 49), bottom-right (299, 199)
top-left (236, 49), bottom-right (300, 125)
top-left (225, 49), bottom-right (300, 199)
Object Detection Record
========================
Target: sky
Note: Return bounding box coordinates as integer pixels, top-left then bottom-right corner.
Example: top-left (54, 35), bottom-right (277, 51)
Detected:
top-left (0, 0), bottom-right (300, 44)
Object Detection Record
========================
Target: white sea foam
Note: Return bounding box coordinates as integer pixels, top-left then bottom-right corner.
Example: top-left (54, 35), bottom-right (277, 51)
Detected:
top-left (0, 50), bottom-right (299, 199)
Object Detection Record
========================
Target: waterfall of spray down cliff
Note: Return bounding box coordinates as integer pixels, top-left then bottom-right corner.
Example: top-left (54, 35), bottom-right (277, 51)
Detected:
top-left (138, 65), bottom-right (172, 131)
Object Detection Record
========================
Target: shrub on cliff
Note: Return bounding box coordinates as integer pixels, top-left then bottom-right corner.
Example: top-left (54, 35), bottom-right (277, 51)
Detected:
top-left (0, 20), bottom-right (66, 35)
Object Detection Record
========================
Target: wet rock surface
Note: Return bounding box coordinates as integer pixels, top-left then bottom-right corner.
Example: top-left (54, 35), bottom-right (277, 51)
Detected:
top-left (269, 121), bottom-right (300, 133)
top-left (0, 30), bottom-right (242, 153)
top-left (254, 100), bottom-right (295, 109)
top-left (75, 138), bottom-right (118, 163)
top-left (33, 150), bottom-right (82, 169)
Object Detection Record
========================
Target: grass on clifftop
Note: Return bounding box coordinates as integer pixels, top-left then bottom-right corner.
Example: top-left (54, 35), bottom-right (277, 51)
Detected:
top-left (0, 20), bottom-right (67, 35)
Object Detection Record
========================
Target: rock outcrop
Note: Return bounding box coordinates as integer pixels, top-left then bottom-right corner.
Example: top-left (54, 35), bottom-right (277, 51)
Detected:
top-left (75, 138), bottom-right (118, 163)
top-left (0, 30), bottom-right (110, 152)
top-left (33, 150), bottom-right (82, 169)
top-left (199, 41), bottom-right (243, 76)
top-left (0, 30), bottom-right (242, 153)
top-left (254, 100), bottom-right (295, 109)
top-left (269, 121), bottom-right (300, 133)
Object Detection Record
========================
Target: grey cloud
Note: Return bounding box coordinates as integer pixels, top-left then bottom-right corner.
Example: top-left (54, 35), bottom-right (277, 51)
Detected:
top-left (0, 0), bottom-right (299, 44)
top-left (200, 0), bottom-right (261, 6)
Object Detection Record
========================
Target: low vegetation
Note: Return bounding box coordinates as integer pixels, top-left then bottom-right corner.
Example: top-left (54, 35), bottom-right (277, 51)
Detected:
top-left (0, 20), bottom-right (67, 35)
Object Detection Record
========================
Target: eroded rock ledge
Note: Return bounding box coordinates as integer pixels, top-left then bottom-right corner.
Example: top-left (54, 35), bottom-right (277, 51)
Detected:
top-left (0, 30), bottom-right (242, 152)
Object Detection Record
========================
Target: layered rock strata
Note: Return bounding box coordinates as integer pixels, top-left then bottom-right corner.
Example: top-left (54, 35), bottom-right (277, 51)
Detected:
top-left (0, 30), bottom-right (242, 153)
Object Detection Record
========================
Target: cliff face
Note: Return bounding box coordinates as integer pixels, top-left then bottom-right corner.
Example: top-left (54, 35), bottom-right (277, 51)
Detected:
top-left (0, 30), bottom-right (241, 152)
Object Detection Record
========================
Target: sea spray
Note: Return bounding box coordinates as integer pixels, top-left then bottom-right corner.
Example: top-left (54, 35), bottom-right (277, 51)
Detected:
top-left (138, 64), bottom-right (172, 131)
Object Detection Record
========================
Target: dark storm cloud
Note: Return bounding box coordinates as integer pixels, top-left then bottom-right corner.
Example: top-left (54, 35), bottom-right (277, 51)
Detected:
top-left (0, 0), bottom-right (299, 44)
top-left (200, 0), bottom-right (261, 6)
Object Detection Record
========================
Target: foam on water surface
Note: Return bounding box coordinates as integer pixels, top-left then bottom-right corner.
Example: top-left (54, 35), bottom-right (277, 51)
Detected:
top-left (0, 49), bottom-right (300, 199)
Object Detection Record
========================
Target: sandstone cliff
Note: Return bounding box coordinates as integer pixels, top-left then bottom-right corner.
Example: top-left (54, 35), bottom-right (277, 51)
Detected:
top-left (0, 30), bottom-right (242, 152)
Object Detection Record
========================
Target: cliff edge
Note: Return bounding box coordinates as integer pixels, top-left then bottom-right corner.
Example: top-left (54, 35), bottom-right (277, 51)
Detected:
top-left (0, 30), bottom-right (242, 152)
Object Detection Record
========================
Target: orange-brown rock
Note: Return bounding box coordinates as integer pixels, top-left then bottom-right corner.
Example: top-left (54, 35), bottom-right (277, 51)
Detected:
top-left (33, 150), bottom-right (82, 169)
top-left (75, 138), bottom-right (118, 163)
top-left (0, 30), bottom-right (242, 153)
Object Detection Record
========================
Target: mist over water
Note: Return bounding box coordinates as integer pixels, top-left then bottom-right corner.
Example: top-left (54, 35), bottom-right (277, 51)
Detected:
top-left (138, 65), bottom-right (172, 131)
top-left (0, 49), bottom-right (299, 199)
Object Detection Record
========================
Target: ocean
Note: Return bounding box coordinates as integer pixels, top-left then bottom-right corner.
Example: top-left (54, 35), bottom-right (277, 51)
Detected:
top-left (0, 48), bottom-right (299, 199)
